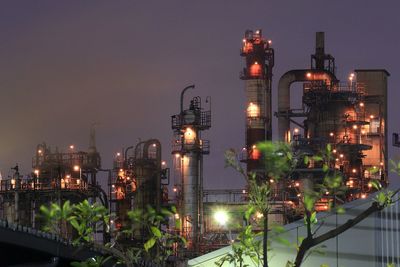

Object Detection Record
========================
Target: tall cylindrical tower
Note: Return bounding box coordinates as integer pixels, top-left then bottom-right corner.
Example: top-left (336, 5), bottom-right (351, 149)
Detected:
top-left (240, 29), bottom-right (274, 175)
top-left (171, 85), bottom-right (211, 250)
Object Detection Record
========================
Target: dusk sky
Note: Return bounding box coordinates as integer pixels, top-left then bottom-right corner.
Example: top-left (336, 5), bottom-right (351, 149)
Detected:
top-left (0, 1), bottom-right (399, 190)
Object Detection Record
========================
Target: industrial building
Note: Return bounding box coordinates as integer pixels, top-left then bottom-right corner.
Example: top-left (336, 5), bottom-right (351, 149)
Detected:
top-left (0, 29), bottom-right (392, 266)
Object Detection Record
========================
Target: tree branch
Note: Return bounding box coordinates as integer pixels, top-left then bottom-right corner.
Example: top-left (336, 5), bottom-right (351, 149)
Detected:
top-left (294, 201), bottom-right (385, 267)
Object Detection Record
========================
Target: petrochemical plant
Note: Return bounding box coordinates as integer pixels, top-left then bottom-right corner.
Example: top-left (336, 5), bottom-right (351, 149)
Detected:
top-left (0, 31), bottom-right (391, 261)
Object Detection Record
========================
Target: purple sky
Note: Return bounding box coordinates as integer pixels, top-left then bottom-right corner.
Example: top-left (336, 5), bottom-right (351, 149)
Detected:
top-left (0, 1), bottom-right (399, 189)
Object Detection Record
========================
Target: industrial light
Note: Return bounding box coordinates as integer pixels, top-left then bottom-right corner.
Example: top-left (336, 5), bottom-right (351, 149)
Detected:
top-left (247, 102), bottom-right (260, 118)
top-left (353, 125), bottom-right (358, 130)
top-left (380, 162), bottom-right (384, 166)
top-left (173, 187), bottom-right (177, 192)
top-left (361, 193), bottom-right (367, 199)
top-left (306, 72), bottom-right (312, 78)
top-left (152, 143), bottom-right (157, 147)
top-left (352, 169), bottom-right (357, 173)
top-left (242, 189), bottom-right (246, 194)
top-left (368, 183), bottom-right (372, 188)
top-left (268, 40), bottom-right (272, 44)
top-left (294, 128), bottom-right (299, 134)
top-left (174, 213), bottom-right (180, 219)
top-left (184, 127), bottom-right (196, 142)
top-left (370, 115), bottom-right (374, 119)
top-left (73, 165), bottom-right (80, 172)
top-left (359, 102), bottom-right (364, 107)
top-left (339, 154), bottom-right (344, 158)
top-left (329, 132), bottom-right (334, 137)
top-left (34, 169), bottom-right (39, 175)
top-left (69, 145), bottom-right (75, 150)
top-left (269, 179), bottom-right (274, 183)
top-left (175, 153), bottom-right (180, 158)
top-left (333, 149), bottom-right (337, 153)
top-left (255, 212), bottom-right (263, 219)
top-left (116, 152), bottom-right (121, 157)
top-left (162, 161), bottom-right (166, 166)
top-left (213, 210), bottom-right (229, 226)
top-left (242, 38), bottom-right (246, 43)
top-left (38, 149), bottom-right (42, 154)
top-left (295, 182), bottom-right (300, 187)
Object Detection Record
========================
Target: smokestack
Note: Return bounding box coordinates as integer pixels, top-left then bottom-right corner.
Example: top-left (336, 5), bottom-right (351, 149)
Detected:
top-left (315, 32), bottom-right (325, 70)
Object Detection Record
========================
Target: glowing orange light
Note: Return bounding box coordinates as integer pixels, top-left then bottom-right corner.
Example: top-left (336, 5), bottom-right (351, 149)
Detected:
top-left (294, 128), bottom-right (299, 134)
top-left (333, 149), bottom-right (337, 153)
top-left (352, 169), bottom-right (357, 173)
top-left (295, 182), bottom-right (300, 187)
top-left (249, 63), bottom-right (262, 77)
top-left (370, 115), bottom-right (374, 119)
top-left (329, 132), bottom-right (334, 137)
top-left (269, 179), bottom-right (274, 183)
top-left (116, 152), bottom-right (121, 157)
top-left (74, 165), bottom-right (80, 171)
top-left (306, 72), bottom-right (312, 78)
top-left (359, 102), bottom-right (364, 107)
top-left (162, 161), bottom-right (166, 166)
top-left (175, 153), bottom-right (180, 158)
top-left (361, 194), bottom-right (367, 199)
top-left (69, 145), bottom-right (74, 149)
top-left (340, 154), bottom-right (344, 158)
top-left (353, 125), bottom-right (358, 130)
top-left (247, 102), bottom-right (260, 118)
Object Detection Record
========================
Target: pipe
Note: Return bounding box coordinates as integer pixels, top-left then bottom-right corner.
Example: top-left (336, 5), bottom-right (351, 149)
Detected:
top-left (277, 69), bottom-right (337, 141)
top-left (180, 85), bottom-right (195, 114)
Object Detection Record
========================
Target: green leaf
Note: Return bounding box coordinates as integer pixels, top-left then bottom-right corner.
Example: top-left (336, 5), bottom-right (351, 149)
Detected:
top-left (322, 164), bottom-right (329, 172)
top-left (171, 206), bottom-right (177, 214)
top-left (313, 155), bottom-right (323, 162)
top-left (144, 237), bottom-right (156, 252)
top-left (310, 211), bottom-right (318, 224)
top-left (304, 156), bottom-right (309, 165)
top-left (376, 192), bottom-right (387, 206)
top-left (245, 206), bottom-right (255, 221)
top-left (150, 226), bottom-right (162, 238)
top-left (70, 219), bottom-right (80, 231)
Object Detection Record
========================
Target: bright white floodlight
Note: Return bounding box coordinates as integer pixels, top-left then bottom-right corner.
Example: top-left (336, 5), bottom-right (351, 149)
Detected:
top-left (214, 209), bottom-right (228, 226)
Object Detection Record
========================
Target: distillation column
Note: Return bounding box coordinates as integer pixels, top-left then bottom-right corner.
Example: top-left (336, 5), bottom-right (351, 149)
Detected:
top-left (171, 85), bottom-right (211, 250)
top-left (240, 29), bottom-right (274, 175)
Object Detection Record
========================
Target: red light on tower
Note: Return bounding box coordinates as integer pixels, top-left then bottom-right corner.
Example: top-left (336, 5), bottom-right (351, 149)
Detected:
top-left (249, 62), bottom-right (262, 77)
